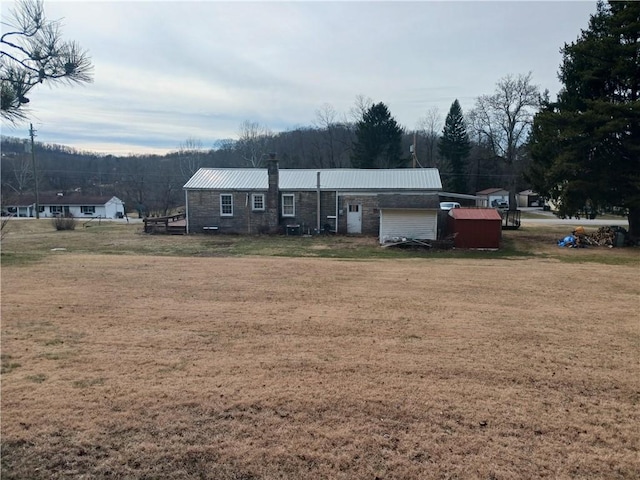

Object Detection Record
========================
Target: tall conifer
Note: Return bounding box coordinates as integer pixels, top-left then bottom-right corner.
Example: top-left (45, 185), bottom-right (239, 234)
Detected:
top-left (439, 100), bottom-right (470, 193)
top-left (351, 102), bottom-right (405, 168)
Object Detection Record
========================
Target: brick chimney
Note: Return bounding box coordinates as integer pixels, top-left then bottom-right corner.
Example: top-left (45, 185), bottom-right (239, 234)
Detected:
top-left (266, 153), bottom-right (279, 231)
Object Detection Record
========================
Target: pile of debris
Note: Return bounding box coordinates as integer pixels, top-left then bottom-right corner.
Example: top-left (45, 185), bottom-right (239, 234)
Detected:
top-left (584, 226), bottom-right (628, 247)
top-left (381, 235), bottom-right (456, 250)
top-left (558, 226), bottom-right (628, 248)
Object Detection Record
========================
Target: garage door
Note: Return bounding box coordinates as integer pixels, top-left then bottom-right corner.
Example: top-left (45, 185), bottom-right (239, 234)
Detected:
top-left (379, 209), bottom-right (437, 244)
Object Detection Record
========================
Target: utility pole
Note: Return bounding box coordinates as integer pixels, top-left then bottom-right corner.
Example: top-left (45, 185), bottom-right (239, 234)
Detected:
top-left (410, 132), bottom-right (420, 168)
top-left (29, 123), bottom-right (40, 219)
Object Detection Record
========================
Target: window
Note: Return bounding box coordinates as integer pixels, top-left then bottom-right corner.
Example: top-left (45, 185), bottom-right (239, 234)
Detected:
top-left (81, 206), bottom-right (95, 215)
top-left (282, 194), bottom-right (295, 217)
top-left (50, 205), bottom-right (69, 216)
top-left (220, 194), bottom-right (233, 216)
top-left (252, 194), bottom-right (265, 211)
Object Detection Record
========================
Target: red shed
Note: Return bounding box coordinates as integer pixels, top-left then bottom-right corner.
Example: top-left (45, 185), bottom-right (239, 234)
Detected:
top-left (448, 208), bottom-right (502, 249)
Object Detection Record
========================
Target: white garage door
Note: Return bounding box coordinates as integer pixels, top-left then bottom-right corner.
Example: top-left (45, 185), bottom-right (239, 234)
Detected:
top-left (379, 209), bottom-right (437, 244)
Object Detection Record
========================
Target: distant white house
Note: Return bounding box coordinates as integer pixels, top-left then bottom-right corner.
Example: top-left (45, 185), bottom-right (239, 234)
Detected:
top-left (2, 192), bottom-right (125, 219)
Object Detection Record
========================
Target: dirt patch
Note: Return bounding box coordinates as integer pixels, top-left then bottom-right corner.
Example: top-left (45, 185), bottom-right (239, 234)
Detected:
top-left (1, 254), bottom-right (639, 479)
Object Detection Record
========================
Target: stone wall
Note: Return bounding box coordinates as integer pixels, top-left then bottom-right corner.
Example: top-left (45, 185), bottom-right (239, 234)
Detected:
top-left (188, 189), bottom-right (387, 236)
top-left (337, 194), bottom-right (381, 235)
top-left (187, 190), bottom-right (273, 234)
top-left (277, 191), bottom-right (337, 234)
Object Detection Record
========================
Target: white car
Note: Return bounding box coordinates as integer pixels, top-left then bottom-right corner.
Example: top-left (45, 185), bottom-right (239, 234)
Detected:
top-left (440, 202), bottom-right (461, 210)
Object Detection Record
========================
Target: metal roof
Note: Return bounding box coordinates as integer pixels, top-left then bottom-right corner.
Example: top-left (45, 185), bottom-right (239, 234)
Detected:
top-left (183, 169), bottom-right (267, 190)
top-left (449, 208), bottom-right (502, 220)
top-left (184, 168), bottom-right (442, 191)
top-left (439, 191), bottom-right (481, 200)
top-left (476, 187), bottom-right (508, 195)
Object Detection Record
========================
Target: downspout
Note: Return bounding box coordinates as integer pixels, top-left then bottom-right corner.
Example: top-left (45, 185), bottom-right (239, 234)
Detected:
top-left (185, 189), bottom-right (190, 233)
top-left (316, 171), bottom-right (321, 234)
top-left (246, 193), bottom-right (251, 234)
top-left (335, 190), bottom-right (339, 233)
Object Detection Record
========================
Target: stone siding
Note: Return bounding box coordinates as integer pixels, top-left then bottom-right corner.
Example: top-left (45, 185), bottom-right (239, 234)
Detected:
top-left (279, 191), bottom-right (337, 234)
top-left (337, 194), bottom-right (381, 235)
top-left (188, 190), bottom-right (429, 237)
top-left (187, 190), bottom-right (273, 234)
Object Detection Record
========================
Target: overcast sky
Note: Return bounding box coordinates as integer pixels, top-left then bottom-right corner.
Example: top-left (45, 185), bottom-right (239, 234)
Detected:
top-left (1, 0), bottom-right (597, 156)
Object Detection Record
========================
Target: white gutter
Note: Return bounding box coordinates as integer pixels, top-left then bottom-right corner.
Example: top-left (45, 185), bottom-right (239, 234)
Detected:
top-left (185, 189), bottom-right (189, 234)
top-left (316, 171), bottom-right (321, 233)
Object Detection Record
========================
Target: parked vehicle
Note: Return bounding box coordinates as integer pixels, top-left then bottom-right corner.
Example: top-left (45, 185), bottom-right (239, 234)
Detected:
top-left (440, 202), bottom-right (461, 211)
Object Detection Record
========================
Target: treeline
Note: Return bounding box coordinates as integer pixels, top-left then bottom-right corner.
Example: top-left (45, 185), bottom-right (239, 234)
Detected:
top-left (0, 120), bottom-right (525, 216)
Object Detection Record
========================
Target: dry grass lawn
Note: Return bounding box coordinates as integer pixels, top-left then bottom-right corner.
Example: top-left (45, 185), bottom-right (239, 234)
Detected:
top-left (1, 225), bottom-right (639, 479)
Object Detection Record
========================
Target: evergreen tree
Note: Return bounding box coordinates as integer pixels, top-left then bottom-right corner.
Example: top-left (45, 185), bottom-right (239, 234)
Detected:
top-left (439, 99), bottom-right (470, 192)
top-left (351, 102), bottom-right (405, 168)
top-left (528, 1), bottom-right (640, 237)
top-left (1, 0), bottom-right (93, 123)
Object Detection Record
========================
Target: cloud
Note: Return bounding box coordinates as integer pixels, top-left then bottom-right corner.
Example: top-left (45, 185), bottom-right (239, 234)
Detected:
top-left (2, 0), bottom-right (598, 154)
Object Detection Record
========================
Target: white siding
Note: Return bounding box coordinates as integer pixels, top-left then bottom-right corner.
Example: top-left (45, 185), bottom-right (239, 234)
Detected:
top-left (379, 209), bottom-right (437, 244)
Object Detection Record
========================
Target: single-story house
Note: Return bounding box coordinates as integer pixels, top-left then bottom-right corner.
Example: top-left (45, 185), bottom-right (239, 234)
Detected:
top-left (1, 192), bottom-right (125, 219)
top-left (183, 159), bottom-right (443, 243)
top-left (476, 188), bottom-right (510, 208)
top-left (448, 208), bottom-right (502, 249)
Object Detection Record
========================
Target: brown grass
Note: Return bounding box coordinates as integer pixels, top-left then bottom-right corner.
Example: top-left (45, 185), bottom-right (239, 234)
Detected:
top-left (1, 231), bottom-right (639, 479)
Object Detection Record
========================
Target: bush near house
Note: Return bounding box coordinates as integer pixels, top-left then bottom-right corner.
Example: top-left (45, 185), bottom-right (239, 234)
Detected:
top-left (51, 213), bottom-right (77, 231)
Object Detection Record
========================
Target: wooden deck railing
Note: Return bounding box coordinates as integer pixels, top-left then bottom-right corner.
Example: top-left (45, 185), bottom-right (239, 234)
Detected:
top-left (143, 213), bottom-right (186, 234)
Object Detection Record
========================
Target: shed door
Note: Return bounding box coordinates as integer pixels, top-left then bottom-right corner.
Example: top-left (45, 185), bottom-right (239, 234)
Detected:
top-left (379, 209), bottom-right (437, 244)
top-left (347, 203), bottom-right (362, 234)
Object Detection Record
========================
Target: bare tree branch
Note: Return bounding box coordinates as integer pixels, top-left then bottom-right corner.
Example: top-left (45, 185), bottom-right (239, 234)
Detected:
top-left (1, 0), bottom-right (93, 123)
top-left (235, 120), bottom-right (274, 168)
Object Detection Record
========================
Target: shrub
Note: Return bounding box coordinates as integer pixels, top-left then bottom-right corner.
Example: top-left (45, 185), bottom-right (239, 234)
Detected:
top-left (52, 213), bottom-right (77, 231)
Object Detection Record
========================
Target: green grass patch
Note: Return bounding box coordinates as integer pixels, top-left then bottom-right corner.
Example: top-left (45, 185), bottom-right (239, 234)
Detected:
top-left (26, 373), bottom-right (47, 383)
top-left (158, 360), bottom-right (190, 374)
top-left (555, 252), bottom-right (640, 266)
top-left (39, 351), bottom-right (75, 361)
top-left (72, 377), bottom-right (105, 388)
top-left (1, 220), bottom-right (635, 265)
top-left (0, 252), bottom-right (45, 266)
top-left (1, 354), bottom-right (21, 374)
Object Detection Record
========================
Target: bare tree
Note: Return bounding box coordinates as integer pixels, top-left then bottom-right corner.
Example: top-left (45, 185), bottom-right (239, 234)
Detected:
top-left (313, 103), bottom-right (352, 168)
top-left (176, 137), bottom-right (205, 180)
top-left (235, 120), bottom-right (274, 168)
top-left (348, 94), bottom-right (374, 124)
top-left (416, 106), bottom-right (441, 168)
top-left (1, 145), bottom-right (34, 194)
top-left (469, 72), bottom-right (540, 208)
top-left (1, 0), bottom-right (93, 123)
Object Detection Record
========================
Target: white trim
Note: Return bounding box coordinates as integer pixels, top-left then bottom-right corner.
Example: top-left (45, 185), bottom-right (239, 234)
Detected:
top-left (220, 193), bottom-right (233, 216)
top-left (282, 193), bottom-right (295, 217)
top-left (252, 193), bottom-right (265, 211)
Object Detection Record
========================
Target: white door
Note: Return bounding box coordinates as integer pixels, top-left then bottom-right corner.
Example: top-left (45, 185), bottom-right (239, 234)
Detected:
top-left (346, 203), bottom-right (362, 233)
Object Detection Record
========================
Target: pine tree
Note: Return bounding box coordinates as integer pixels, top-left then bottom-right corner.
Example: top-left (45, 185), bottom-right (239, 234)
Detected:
top-left (439, 100), bottom-right (470, 193)
top-left (528, 1), bottom-right (640, 237)
top-left (351, 102), bottom-right (405, 168)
